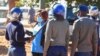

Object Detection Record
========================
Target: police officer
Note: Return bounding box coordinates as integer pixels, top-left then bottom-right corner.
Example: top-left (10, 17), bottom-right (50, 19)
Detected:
top-left (5, 7), bottom-right (31, 56)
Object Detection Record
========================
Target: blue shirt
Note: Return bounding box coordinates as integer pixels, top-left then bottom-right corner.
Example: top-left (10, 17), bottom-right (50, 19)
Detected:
top-left (31, 22), bottom-right (44, 53)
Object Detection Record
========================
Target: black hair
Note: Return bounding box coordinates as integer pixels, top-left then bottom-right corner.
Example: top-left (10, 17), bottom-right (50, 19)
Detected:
top-left (54, 13), bottom-right (64, 21)
top-left (18, 13), bottom-right (23, 21)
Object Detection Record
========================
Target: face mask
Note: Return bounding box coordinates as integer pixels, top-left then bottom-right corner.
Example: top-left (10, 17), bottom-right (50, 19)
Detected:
top-left (37, 16), bottom-right (43, 22)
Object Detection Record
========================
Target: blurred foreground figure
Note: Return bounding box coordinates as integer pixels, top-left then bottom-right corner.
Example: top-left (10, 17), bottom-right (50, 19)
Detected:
top-left (89, 6), bottom-right (100, 56)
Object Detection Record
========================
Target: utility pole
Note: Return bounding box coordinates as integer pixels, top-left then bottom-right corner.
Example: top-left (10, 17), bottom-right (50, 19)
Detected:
top-left (8, 0), bottom-right (19, 11)
top-left (39, 0), bottom-right (45, 9)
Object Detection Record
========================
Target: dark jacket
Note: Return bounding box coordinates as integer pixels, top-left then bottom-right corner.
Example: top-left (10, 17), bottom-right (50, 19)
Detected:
top-left (5, 21), bottom-right (29, 47)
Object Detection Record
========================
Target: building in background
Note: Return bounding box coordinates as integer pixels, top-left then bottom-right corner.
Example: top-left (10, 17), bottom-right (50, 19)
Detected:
top-left (0, 0), bottom-right (8, 6)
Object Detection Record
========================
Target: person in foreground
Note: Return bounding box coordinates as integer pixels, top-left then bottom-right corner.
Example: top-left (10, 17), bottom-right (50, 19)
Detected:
top-left (5, 7), bottom-right (31, 56)
top-left (88, 6), bottom-right (100, 56)
top-left (31, 9), bottom-right (48, 56)
top-left (43, 4), bottom-right (70, 56)
top-left (70, 4), bottom-right (98, 56)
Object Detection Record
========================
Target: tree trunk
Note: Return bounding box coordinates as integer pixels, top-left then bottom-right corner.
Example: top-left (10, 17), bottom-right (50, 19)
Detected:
top-left (39, 0), bottom-right (45, 9)
top-left (7, 0), bottom-right (19, 24)
top-left (8, 0), bottom-right (19, 11)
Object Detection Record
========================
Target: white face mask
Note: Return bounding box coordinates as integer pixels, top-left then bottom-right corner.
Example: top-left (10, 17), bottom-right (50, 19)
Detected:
top-left (37, 16), bottom-right (43, 22)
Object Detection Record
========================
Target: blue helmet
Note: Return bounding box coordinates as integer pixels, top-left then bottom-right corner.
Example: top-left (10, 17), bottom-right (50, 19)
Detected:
top-left (52, 4), bottom-right (65, 16)
top-left (89, 6), bottom-right (99, 16)
top-left (90, 6), bottom-right (98, 11)
top-left (10, 7), bottom-right (22, 14)
top-left (8, 7), bottom-right (22, 21)
top-left (79, 4), bottom-right (88, 12)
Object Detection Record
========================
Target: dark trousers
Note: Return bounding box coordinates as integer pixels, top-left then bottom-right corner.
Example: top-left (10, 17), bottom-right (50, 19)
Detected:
top-left (97, 25), bottom-right (100, 56)
top-left (8, 46), bottom-right (26, 56)
top-left (97, 39), bottom-right (100, 56)
top-left (47, 46), bottom-right (67, 56)
top-left (74, 52), bottom-right (92, 56)
top-left (32, 52), bottom-right (43, 56)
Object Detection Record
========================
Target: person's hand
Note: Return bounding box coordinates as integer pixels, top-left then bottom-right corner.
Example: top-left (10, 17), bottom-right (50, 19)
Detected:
top-left (43, 52), bottom-right (47, 56)
top-left (66, 52), bottom-right (68, 56)
top-left (27, 37), bottom-right (34, 43)
top-left (25, 30), bottom-right (33, 37)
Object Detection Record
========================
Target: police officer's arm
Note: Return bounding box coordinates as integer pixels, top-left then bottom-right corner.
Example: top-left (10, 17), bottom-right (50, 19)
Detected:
top-left (92, 24), bottom-right (98, 56)
top-left (65, 22), bottom-right (70, 56)
top-left (70, 21), bottom-right (80, 56)
top-left (44, 20), bottom-right (53, 53)
top-left (5, 29), bottom-right (9, 40)
top-left (65, 22), bottom-right (70, 49)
